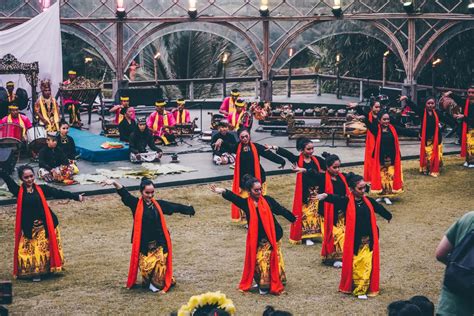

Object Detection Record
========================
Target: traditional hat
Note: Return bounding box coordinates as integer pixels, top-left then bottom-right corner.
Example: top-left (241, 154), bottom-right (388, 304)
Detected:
top-left (218, 119), bottom-right (229, 127)
top-left (40, 79), bottom-right (51, 90)
top-left (120, 96), bottom-right (130, 101)
top-left (137, 117), bottom-right (147, 124)
top-left (230, 89), bottom-right (240, 97)
top-left (155, 99), bottom-right (167, 107)
top-left (8, 104), bottom-right (18, 110)
top-left (176, 98), bottom-right (186, 105)
top-left (68, 70), bottom-right (77, 75)
top-left (235, 98), bottom-right (246, 107)
top-left (6, 81), bottom-right (14, 87)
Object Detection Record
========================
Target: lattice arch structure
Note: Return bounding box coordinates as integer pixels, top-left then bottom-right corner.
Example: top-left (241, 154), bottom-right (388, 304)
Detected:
top-left (0, 0), bottom-right (473, 94)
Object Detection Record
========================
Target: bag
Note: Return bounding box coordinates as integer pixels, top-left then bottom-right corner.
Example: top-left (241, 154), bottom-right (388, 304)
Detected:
top-left (443, 230), bottom-right (474, 298)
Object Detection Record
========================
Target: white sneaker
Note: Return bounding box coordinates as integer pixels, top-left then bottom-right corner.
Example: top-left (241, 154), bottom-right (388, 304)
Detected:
top-left (244, 224), bottom-right (249, 229)
top-left (469, 164), bottom-right (474, 168)
top-left (376, 198), bottom-right (382, 202)
top-left (333, 261), bottom-right (343, 268)
top-left (32, 277), bottom-right (41, 282)
top-left (383, 197), bottom-right (392, 205)
top-left (358, 295), bottom-right (368, 300)
top-left (252, 284), bottom-right (258, 289)
top-left (259, 288), bottom-right (269, 295)
top-left (463, 162), bottom-right (469, 167)
top-left (149, 283), bottom-right (161, 293)
top-left (305, 239), bottom-right (315, 246)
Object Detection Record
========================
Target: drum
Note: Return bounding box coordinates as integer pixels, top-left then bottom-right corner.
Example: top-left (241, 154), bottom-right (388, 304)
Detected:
top-left (15, 87), bottom-right (29, 110)
top-left (210, 113), bottom-right (225, 130)
top-left (0, 123), bottom-right (22, 145)
top-left (201, 130), bottom-right (213, 142)
top-left (343, 120), bottom-right (367, 137)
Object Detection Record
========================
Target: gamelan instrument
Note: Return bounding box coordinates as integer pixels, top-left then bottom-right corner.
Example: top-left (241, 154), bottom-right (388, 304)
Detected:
top-left (0, 123), bottom-right (22, 145)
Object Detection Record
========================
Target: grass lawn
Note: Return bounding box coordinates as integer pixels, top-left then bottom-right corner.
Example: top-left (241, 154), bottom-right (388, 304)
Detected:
top-left (0, 157), bottom-right (473, 315)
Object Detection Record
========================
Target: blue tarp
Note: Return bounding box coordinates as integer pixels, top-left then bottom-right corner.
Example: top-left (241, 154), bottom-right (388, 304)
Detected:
top-left (69, 128), bottom-right (129, 162)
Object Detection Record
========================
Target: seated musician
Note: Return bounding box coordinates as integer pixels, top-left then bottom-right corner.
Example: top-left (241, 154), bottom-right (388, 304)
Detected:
top-left (56, 120), bottom-right (78, 161)
top-left (0, 104), bottom-right (32, 140)
top-left (3, 81), bottom-right (18, 118)
top-left (110, 96), bottom-right (135, 124)
top-left (219, 88), bottom-right (239, 116)
top-left (129, 117), bottom-right (163, 163)
top-left (210, 119), bottom-right (237, 165)
top-left (118, 107), bottom-right (137, 142)
top-left (62, 70), bottom-right (82, 127)
top-left (38, 132), bottom-right (78, 184)
top-left (34, 79), bottom-right (60, 132)
top-left (173, 98), bottom-right (191, 124)
top-left (227, 98), bottom-right (250, 131)
top-left (146, 99), bottom-right (177, 146)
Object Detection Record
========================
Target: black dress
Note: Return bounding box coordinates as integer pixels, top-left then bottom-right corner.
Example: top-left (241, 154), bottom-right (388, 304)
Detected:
top-left (406, 98), bottom-right (444, 144)
top-left (0, 172), bottom-right (80, 238)
top-left (119, 119), bottom-right (137, 142)
top-left (117, 187), bottom-right (195, 254)
top-left (38, 147), bottom-right (69, 171)
top-left (129, 129), bottom-right (162, 155)
top-left (222, 190), bottom-right (296, 242)
top-left (210, 132), bottom-right (237, 156)
top-left (56, 134), bottom-right (77, 160)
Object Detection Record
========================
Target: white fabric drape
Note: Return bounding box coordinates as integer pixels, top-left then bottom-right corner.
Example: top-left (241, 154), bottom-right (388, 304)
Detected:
top-left (0, 2), bottom-right (62, 96)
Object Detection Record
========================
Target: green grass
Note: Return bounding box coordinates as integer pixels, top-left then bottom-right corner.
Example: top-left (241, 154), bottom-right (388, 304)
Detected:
top-left (0, 157), bottom-right (473, 315)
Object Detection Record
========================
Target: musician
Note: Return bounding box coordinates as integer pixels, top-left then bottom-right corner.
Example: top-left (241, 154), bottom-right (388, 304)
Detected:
top-left (6, 81), bottom-right (18, 108)
top-left (172, 98), bottom-right (191, 124)
top-left (210, 120), bottom-right (237, 165)
top-left (34, 80), bottom-right (60, 132)
top-left (62, 70), bottom-right (82, 128)
top-left (227, 99), bottom-right (250, 131)
top-left (146, 99), bottom-right (177, 146)
top-left (129, 118), bottom-right (163, 163)
top-left (56, 121), bottom-right (77, 161)
top-left (0, 104), bottom-right (32, 139)
top-left (38, 132), bottom-right (78, 184)
top-left (219, 88), bottom-right (240, 116)
top-left (451, 85), bottom-right (474, 168)
top-left (118, 107), bottom-right (137, 142)
top-left (110, 96), bottom-right (135, 125)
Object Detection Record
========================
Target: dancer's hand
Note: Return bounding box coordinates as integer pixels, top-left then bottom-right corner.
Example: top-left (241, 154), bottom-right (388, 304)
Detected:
top-left (101, 179), bottom-right (115, 186)
top-left (210, 184), bottom-right (225, 194)
top-left (78, 193), bottom-right (85, 202)
top-left (315, 193), bottom-right (328, 201)
top-left (347, 102), bottom-right (358, 109)
top-left (264, 144), bottom-right (276, 151)
top-left (292, 164), bottom-right (306, 173)
top-left (213, 139), bottom-right (223, 151)
top-left (399, 95), bottom-right (408, 102)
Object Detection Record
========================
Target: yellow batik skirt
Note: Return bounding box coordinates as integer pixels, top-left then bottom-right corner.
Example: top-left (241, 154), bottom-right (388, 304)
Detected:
top-left (466, 128), bottom-right (474, 164)
top-left (371, 165), bottom-right (404, 198)
top-left (420, 140), bottom-right (443, 177)
top-left (234, 182), bottom-right (268, 224)
top-left (17, 225), bottom-right (64, 278)
top-left (255, 240), bottom-right (286, 291)
top-left (322, 213), bottom-right (345, 263)
top-left (139, 244), bottom-right (175, 290)
top-left (352, 236), bottom-right (377, 297)
top-left (301, 199), bottom-right (323, 242)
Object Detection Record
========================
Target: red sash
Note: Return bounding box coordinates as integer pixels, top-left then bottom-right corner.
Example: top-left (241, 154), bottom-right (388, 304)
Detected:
top-left (239, 196), bottom-right (284, 295)
top-left (321, 171), bottom-right (349, 257)
top-left (363, 112), bottom-right (375, 182)
top-left (420, 109), bottom-right (440, 173)
top-left (231, 142), bottom-right (261, 220)
top-left (461, 98), bottom-right (470, 158)
top-left (370, 124), bottom-right (403, 192)
top-left (339, 194), bottom-right (380, 295)
top-left (289, 154), bottom-right (321, 243)
top-left (126, 198), bottom-right (173, 292)
top-left (14, 185), bottom-right (62, 276)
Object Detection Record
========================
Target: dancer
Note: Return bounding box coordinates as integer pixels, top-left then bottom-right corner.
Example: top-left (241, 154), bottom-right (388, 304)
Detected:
top-left (210, 175), bottom-right (296, 295)
top-left (316, 173), bottom-right (391, 299)
top-left (348, 100), bottom-right (381, 182)
top-left (102, 178), bottom-right (195, 293)
top-left (401, 96), bottom-right (444, 177)
top-left (219, 88), bottom-right (240, 116)
top-left (265, 138), bottom-right (326, 245)
top-left (367, 111), bottom-right (417, 204)
top-left (453, 85), bottom-right (474, 168)
top-left (0, 166), bottom-right (84, 281)
top-left (34, 79), bottom-right (60, 132)
top-left (222, 128), bottom-right (285, 223)
top-left (129, 118), bottom-right (163, 163)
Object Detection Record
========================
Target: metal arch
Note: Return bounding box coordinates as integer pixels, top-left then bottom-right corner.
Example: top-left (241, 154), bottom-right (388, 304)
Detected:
top-left (269, 19), bottom-right (406, 72)
top-left (123, 21), bottom-right (263, 73)
top-left (413, 21), bottom-right (472, 78)
top-left (61, 24), bottom-right (116, 71)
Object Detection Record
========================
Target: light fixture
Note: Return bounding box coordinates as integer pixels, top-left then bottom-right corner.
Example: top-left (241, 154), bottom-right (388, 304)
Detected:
top-left (288, 47), bottom-right (294, 58)
top-left (384, 50), bottom-right (390, 57)
top-left (188, 0), bottom-right (198, 19)
top-left (332, 0), bottom-right (343, 17)
top-left (116, 0), bottom-right (126, 19)
top-left (468, 3), bottom-right (474, 14)
top-left (336, 53), bottom-right (341, 64)
top-left (154, 52), bottom-right (161, 60)
top-left (222, 52), bottom-right (229, 64)
top-left (432, 58), bottom-right (442, 67)
top-left (259, 0), bottom-right (269, 17)
top-left (403, 1), bottom-right (415, 14)
top-left (84, 57), bottom-right (93, 63)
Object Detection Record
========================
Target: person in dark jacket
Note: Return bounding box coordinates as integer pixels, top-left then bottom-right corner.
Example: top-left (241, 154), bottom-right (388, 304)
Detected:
top-left (118, 107), bottom-right (137, 142)
top-left (38, 132), bottom-right (78, 183)
top-left (210, 120), bottom-right (237, 165)
top-left (129, 118), bottom-right (163, 163)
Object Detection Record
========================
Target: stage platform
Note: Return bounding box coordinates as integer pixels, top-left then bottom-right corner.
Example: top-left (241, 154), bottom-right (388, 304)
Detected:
top-left (69, 128), bottom-right (129, 162)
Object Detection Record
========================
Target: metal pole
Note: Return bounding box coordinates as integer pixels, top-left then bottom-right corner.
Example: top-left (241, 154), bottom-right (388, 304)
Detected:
top-left (431, 65), bottom-right (435, 96)
top-left (153, 58), bottom-right (158, 84)
top-left (382, 56), bottom-right (387, 86)
top-left (189, 81), bottom-right (194, 101)
top-left (316, 75), bottom-right (321, 96)
top-left (336, 62), bottom-right (341, 99)
top-left (255, 78), bottom-right (259, 99)
top-left (116, 20), bottom-right (124, 82)
top-left (222, 63), bottom-right (226, 98)
top-left (287, 60), bottom-right (292, 98)
top-left (359, 80), bottom-right (364, 102)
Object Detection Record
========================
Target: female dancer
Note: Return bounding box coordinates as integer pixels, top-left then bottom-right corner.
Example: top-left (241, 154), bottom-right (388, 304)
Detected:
top-left (401, 96), bottom-right (444, 177)
top-left (316, 173), bottom-right (392, 299)
top-left (102, 178), bottom-right (195, 293)
top-left (265, 137), bottom-right (326, 245)
top-left (217, 128), bottom-right (285, 223)
top-left (367, 111), bottom-right (418, 204)
top-left (0, 166), bottom-right (84, 281)
top-left (210, 175), bottom-right (296, 295)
